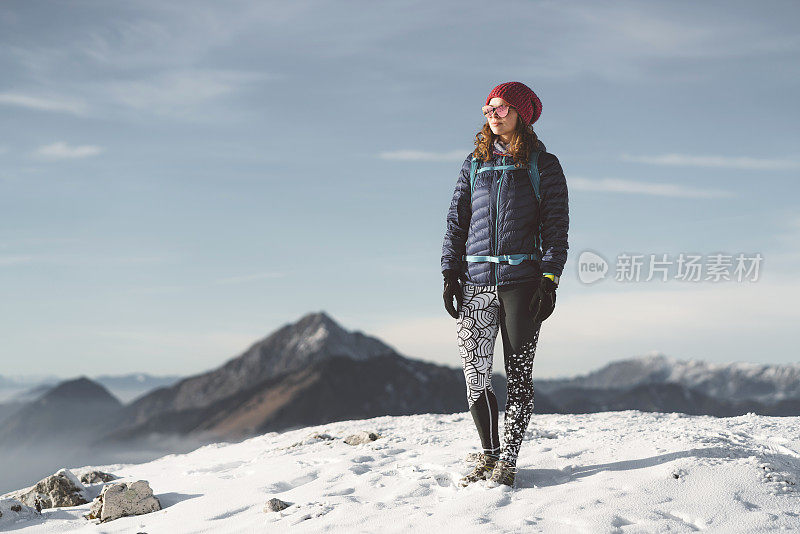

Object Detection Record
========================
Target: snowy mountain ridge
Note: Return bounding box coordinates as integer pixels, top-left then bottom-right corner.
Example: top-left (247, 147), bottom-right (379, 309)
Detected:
top-left (537, 351), bottom-right (800, 403)
top-left (638, 352), bottom-right (800, 383)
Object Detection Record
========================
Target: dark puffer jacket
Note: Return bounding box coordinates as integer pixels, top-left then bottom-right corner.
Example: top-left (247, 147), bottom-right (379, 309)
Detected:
top-left (440, 139), bottom-right (569, 286)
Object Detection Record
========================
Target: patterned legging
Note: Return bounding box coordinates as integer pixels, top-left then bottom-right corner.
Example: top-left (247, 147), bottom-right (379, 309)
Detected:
top-left (456, 281), bottom-right (541, 466)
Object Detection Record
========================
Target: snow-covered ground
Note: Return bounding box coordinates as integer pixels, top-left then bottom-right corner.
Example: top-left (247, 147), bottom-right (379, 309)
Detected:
top-left (4, 410), bottom-right (800, 533)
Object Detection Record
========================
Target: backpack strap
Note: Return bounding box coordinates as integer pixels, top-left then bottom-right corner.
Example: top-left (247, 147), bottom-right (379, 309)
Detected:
top-left (471, 151), bottom-right (540, 196)
top-left (462, 149), bottom-right (544, 265)
top-left (528, 149), bottom-right (543, 254)
top-left (469, 156), bottom-right (479, 195)
top-left (528, 150), bottom-right (542, 203)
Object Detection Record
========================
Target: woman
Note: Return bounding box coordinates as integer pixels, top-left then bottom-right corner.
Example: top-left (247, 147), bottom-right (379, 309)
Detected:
top-left (441, 81), bottom-right (569, 488)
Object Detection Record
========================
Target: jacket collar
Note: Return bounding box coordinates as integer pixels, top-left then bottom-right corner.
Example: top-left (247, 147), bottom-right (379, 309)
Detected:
top-left (489, 138), bottom-right (547, 158)
top-left (492, 138), bottom-right (510, 156)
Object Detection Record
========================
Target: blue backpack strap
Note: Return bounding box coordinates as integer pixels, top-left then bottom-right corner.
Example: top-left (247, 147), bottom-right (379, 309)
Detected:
top-left (528, 150), bottom-right (541, 203)
top-left (469, 156), bottom-right (479, 195)
top-left (529, 149), bottom-right (543, 253)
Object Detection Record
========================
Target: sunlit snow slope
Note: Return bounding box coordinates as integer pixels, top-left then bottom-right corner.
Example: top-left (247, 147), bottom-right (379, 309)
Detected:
top-left (4, 410), bottom-right (800, 533)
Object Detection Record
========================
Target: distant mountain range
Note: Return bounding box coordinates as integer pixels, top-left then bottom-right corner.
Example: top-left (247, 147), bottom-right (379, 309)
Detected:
top-left (1, 311), bottom-right (799, 453)
top-left (0, 372), bottom-right (182, 404)
top-left (535, 353), bottom-right (800, 404)
top-left (0, 372), bottom-right (182, 428)
top-left (0, 377), bottom-right (122, 448)
top-left (91, 373), bottom-right (184, 403)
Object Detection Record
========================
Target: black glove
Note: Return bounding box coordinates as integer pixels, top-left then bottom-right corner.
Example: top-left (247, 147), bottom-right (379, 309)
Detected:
top-left (529, 275), bottom-right (558, 323)
top-left (442, 269), bottom-right (464, 319)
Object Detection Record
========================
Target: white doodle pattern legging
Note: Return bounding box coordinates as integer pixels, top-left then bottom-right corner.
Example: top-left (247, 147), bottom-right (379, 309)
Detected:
top-left (456, 280), bottom-right (541, 466)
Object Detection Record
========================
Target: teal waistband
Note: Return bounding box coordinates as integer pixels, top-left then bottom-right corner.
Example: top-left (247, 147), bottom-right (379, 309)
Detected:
top-left (463, 254), bottom-right (539, 266)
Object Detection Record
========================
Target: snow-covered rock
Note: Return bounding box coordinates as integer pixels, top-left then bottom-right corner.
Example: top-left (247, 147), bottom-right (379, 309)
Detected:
top-left (0, 498), bottom-right (40, 528)
top-left (343, 430), bottom-right (381, 445)
top-left (85, 480), bottom-right (161, 523)
top-left (299, 432), bottom-right (335, 445)
top-left (264, 497), bottom-right (291, 512)
top-left (79, 470), bottom-right (116, 485)
top-left (6, 468), bottom-right (88, 509)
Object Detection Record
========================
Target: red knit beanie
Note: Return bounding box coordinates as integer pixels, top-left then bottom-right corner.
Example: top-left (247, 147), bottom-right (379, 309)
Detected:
top-left (485, 81), bottom-right (542, 125)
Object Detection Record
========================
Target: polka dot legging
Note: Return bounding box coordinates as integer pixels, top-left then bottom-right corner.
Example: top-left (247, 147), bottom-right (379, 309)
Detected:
top-left (456, 280), bottom-right (542, 466)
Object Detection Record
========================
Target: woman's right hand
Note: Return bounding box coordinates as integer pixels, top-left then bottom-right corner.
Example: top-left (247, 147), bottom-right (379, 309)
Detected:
top-left (443, 269), bottom-right (463, 319)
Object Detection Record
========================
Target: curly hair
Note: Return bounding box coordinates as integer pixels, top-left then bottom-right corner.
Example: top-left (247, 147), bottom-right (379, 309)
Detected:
top-left (472, 111), bottom-right (540, 167)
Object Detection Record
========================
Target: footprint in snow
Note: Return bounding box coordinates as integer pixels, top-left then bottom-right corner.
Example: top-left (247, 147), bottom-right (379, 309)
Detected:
top-left (349, 464), bottom-right (371, 475)
top-left (263, 470), bottom-right (319, 493)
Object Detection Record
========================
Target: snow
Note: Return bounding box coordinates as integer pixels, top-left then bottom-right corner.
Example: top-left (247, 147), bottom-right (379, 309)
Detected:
top-left (4, 410), bottom-right (800, 533)
top-left (295, 323), bottom-right (329, 353)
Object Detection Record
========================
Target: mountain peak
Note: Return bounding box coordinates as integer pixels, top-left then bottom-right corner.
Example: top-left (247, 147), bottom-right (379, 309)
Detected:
top-left (280, 311), bottom-right (391, 362)
top-left (117, 311), bottom-right (399, 419)
top-left (640, 350), bottom-right (671, 361)
top-left (293, 311), bottom-right (344, 343)
top-left (298, 310), bottom-right (337, 325)
top-left (43, 377), bottom-right (121, 405)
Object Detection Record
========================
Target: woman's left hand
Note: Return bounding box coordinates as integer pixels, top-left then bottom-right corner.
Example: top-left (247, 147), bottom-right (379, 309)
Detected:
top-left (529, 275), bottom-right (558, 323)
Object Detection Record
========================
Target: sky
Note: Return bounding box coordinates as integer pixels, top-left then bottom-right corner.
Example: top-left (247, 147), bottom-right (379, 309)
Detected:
top-left (1, 0), bottom-right (798, 380)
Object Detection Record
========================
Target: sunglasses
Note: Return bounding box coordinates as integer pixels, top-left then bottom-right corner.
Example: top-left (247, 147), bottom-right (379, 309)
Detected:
top-left (482, 104), bottom-right (513, 118)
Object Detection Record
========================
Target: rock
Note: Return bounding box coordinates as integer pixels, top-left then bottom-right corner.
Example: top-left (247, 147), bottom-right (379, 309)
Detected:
top-left (80, 470), bottom-right (116, 485)
top-left (85, 480), bottom-right (161, 523)
top-left (289, 432), bottom-right (338, 448)
top-left (671, 468), bottom-right (688, 480)
top-left (265, 497), bottom-right (291, 512)
top-left (0, 498), bottom-right (40, 527)
top-left (12, 468), bottom-right (88, 509)
top-left (343, 430), bottom-right (381, 445)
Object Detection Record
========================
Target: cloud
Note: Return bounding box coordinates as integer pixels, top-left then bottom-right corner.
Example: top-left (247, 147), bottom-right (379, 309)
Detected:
top-left (103, 69), bottom-right (276, 116)
top-left (569, 177), bottom-right (735, 198)
top-left (5, 8), bottom-right (283, 121)
top-left (378, 150), bottom-right (468, 162)
top-left (34, 142), bottom-right (104, 159)
top-left (216, 271), bottom-right (287, 284)
top-left (620, 153), bottom-right (800, 170)
top-left (534, 3), bottom-right (800, 82)
top-left (0, 93), bottom-right (87, 114)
